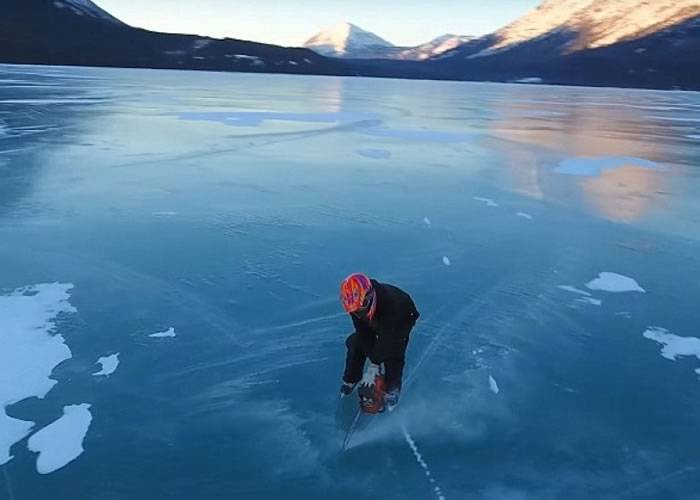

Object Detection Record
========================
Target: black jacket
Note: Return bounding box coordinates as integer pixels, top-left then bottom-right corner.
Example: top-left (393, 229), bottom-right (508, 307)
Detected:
top-left (351, 279), bottom-right (419, 364)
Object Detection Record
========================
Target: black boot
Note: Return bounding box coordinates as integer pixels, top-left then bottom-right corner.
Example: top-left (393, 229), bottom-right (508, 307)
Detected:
top-left (339, 381), bottom-right (357, 397)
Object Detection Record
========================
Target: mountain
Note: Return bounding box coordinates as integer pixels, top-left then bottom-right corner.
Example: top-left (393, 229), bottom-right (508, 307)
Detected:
top-left (52, 0), bottom-right (123, 24)
top-left (0, 0), bottom-right (698, 90)
top-left (449, 0), bottom-right (700, 59)
top-left (397, 34), bottom-right (474, 60)
top-left (0, 0), bottom-right (348, 76)
top-left (304, 22), bottom-right (402, 59)
top-left (489, 0), bottom-right (699, 55)
top-left (421, 0), bottom-right (700, 89)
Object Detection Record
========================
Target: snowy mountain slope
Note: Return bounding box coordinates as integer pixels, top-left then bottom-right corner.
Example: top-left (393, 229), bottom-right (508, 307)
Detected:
top-left (474, 0), bottom-right (700, 56)
top-left (398, 34), bottom-right (474, 60)
top-left (52, 0), bottom-right (123, 24)
top-left (304, 22), bottom-right (398, 58)
top-left (424, 7), bottom-right (700, 90)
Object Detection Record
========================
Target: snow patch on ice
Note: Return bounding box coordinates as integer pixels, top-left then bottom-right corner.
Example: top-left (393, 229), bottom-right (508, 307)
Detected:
top-left (555, 156), bottom-right (659, 177)
top-left (149, 327), bottom-right (176, 338)
top-left (489, 375), bottom-right (500, 394)
top-left (357, 148), bottom-right (391, 160)
top-left (473, 197), bottom-right (499, 207)
top-left (586, 272), bottom-right (645, 293)
top-left (557, 285), bottom-right (592, 297)
top-left (515, 211), bottom-right (533, 219)
top-left (0, 283), bottom-right (76, 465)
top-left (575, 297), bottom-right (602, 306)
top-left (643, 327), bottom-right (700, 362)
top-left (442, 256), bottom-right (451, 266)
top-left (27, 404), bottom-right (92, 474)
top-left (93, 353), bottom-right (119, 377)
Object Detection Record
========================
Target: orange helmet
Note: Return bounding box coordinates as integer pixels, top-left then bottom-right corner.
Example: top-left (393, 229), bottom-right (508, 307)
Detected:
top-left (340, 273), bottom-right (375, 317)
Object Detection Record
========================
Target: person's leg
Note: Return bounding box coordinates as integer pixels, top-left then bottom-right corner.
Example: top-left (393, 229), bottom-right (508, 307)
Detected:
top-left (384, 333), bottom-right (411, 396)
top-left (383, 356), bottom-right (406, 393)
top-left (343, 333), bottom-right (366, 384)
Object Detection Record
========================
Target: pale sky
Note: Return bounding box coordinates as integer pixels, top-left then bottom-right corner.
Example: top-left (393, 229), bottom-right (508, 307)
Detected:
top-left (95, 1), bottom-right (541, 47)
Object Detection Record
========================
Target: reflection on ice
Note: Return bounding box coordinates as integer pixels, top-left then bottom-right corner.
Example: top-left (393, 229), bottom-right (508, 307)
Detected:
top-left (177, 110), bottom-right (376, 126)
top-left (555, 156), bottom-right (659, 177)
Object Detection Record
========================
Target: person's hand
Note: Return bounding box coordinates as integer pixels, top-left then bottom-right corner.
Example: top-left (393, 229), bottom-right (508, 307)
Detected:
top-left (360, 363), bottom-right (381, 387)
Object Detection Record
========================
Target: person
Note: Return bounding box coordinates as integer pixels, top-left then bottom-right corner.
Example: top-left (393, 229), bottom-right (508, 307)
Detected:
top-left (338, 273), bottom-right (419, 412)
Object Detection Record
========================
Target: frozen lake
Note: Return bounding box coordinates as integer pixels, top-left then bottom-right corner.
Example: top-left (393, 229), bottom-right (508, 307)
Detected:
top-left (1, 64), bottom-right (700, 499)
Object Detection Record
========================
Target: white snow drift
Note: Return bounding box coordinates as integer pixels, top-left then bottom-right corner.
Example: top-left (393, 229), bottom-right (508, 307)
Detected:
top-left (149, 327), bottom-right (176, 338)
top-left (28, 404), bottom-right (92, 474)
top-left (643, 327), bottom-right (700, 362)
top-left (0, 283), bottom-right (76, 465)
top-left (93, 353), bottom-right (120, 377)
top-left (585, 272), bottom-right (645, 293)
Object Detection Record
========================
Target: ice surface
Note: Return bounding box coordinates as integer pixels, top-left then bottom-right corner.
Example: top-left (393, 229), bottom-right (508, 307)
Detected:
top-left (177, 110), bottom-right (375, 127)
top-left (555, 156), bottom-right (659, 176)
top-left (643, 327), bottom-right (700, 362)
top-left (0, 283), bottom-right (76, 465)
top-left (365, 127), bottom-right (474, 143)
top-left (649, 116), bottom-right (700, 123)
top-left (93, 353), bottom-right (119, 377)
top-left (489, 375), bottom-right (500, 394)
top-left (149, 327), bottom-right (176, 338)
top-left (357, 148), bottom-right (391, 159)
top-left (27, 404), bottom-right (92, 474)
top-left (585, 272), bottom-right (645, 293)
top-left (2, 65), bottom-right (700, 499)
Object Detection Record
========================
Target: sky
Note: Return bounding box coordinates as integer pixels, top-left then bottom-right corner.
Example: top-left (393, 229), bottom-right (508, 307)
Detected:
top-left (95, 0), bottom-right (542, 47)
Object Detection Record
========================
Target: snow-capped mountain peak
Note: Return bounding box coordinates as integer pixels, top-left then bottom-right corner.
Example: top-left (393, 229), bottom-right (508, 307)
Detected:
top-left (52, 0), bottom-right (123, 24)
top-left (477, 0), bottom-right (700, 56)
top-left (304, 22), bottom-right (394, 57)
top-left (398, 34), bottom-right (474, 60)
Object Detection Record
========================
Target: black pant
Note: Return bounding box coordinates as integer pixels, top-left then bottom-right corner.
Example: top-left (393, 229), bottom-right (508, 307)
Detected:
top-left (343, 333), bottom-right (409, 393)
